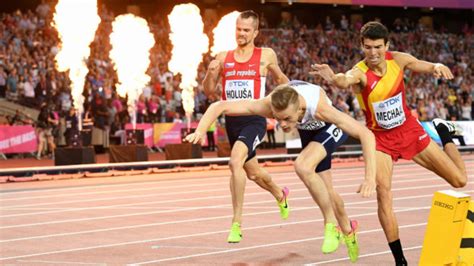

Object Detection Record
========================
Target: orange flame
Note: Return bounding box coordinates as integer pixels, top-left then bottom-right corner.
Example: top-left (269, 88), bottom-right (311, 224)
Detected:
top-left (53, 0), bottom-right (100, 115)
top-left (109, 14), bottom-right (155, 125)
top-left (168, 4), bottom-right (209, 116)
top-left (211, 11), bottom-right (240, 56)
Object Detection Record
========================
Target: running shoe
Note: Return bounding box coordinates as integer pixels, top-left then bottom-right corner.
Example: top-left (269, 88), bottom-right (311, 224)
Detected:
top-left (227, 222), bottom-right (242, 243)
top-left (433, 118), bottom-right (458, 134)
top-left (321, 222), bottom-right (341, 254)
top-left (277, 187), bottom-right (290, 220)
top-left (343, 220), bottom-right (359, 263)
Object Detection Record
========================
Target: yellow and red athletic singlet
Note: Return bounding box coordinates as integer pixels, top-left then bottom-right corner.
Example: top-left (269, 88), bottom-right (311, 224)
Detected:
top-left (355, 51), bottom-right (413, 131)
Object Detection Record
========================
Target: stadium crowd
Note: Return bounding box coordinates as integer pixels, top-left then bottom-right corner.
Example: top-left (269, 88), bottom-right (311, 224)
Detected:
top-left (0, 1), bottom-right (473, 153)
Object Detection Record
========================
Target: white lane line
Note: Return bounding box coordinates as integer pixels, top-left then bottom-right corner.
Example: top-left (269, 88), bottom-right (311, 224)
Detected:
top-left (130, 222), bottom-right (428, 265)
top-left (0, 209), bottom-right (427, 262)
top-left (0, 182), bottom-right (457, 229)
top-left (16, 259), bottom-right (106, 265)
top-left (5, 189), bottom-right (466, 243)
top-left (151, 245), bottom-right (230, 251)
top-left (307, 245), bottom-right (423, 265)
top-left (4, 160), bottom-right (470, 200)
top-left (0, 172), bottom-right (295, 202)
top-left (0, 173), bottom-right (454, 218)
top-left (0, 166), bottom-right (428, 203)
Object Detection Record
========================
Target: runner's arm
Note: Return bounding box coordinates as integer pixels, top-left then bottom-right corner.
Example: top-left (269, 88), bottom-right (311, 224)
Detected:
top-left (185, 98), bottom-right (272, 144)
top-left (265, 48), bottom-right (290, 84)
top-left (315, 90), bottom-right (376, 197)
top-left (393, 51), bottom-right (454, 80)
top-left (202, 52), bottom-right (225, 98)
top-left (309, 64), bottom-right (362, 89)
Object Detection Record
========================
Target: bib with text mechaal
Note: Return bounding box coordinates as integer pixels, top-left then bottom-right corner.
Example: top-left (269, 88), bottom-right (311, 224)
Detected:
top-left (355, 52), bottom-right (413, 131)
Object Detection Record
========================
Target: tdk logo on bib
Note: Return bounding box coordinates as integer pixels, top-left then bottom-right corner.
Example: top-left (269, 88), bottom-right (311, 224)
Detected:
top-left (228, 81), bottom-right (249, 87)
top-left (373, 92), bottom-right (406, 129)
top-left (225, 79), bottom-right (254, 100)
top-left (378, 97), bottom-right (400, 108)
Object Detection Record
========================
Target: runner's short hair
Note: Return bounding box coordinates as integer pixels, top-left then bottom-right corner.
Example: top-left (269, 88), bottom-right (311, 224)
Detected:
top-left (360, 21), bottom-right (389, 44)
top-left (271, 84), bottom-right (299, 111)
top-left (239, 10), bottom-right (259, 30)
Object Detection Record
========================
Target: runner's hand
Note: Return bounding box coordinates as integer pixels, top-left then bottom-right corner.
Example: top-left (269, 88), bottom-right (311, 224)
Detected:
top-left (309, 63), bottom-right (335, 82)
top-left (357, 179), bottom-right (376, 198)
top-left (433, 63), bottom-right (454, 80)
top-left (184, 131), bottom-right (205, 145)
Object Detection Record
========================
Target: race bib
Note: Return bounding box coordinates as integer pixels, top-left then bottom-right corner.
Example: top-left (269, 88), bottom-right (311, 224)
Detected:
top-left (225, 79), bottom-right (254, 100)
top-left (297, 120), bottom-right (326, 131)
top-left (372, 92), bottom-right (406, 129)
top-left (326, 124), bottom-right (343, 142)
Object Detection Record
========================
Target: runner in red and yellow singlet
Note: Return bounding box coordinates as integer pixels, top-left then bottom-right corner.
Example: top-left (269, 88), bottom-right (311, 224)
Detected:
top-left (311, 21), bottom-right (467, 266)
top-left (355, 51), bottom-right (430, 160)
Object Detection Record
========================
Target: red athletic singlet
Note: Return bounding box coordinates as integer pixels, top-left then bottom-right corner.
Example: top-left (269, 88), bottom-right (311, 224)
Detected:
top-left (355, 52), bottom-right (430, 161)
top-left (355, 51), bottom-right (413, 131)
top-left (221, 47), bottom-right (266, 101)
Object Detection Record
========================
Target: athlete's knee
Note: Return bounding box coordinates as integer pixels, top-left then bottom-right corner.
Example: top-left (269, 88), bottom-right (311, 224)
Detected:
top-left (376, 185), bottom-right (393, 206)
top-left (294, 160), bottom-right (313, 180)
top-left (228, 157), bottom-right (245, 172)
top-left (450, 173), bottom-right (467, 188)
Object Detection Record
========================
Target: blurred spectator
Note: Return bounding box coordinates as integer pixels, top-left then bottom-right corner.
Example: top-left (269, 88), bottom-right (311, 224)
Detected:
top-left (36, 101), bottom-right (58, 159)
top-left (266, 118), bottom-right (277, 149)
top-left (207, 120), bottom-right (216, 151)
top-left (460, 98), bottom-right (472, 120)
top-left (340, 15), bottom-right (349, 31)
top-left (6, 68), bottom-right (18, 101)
top-left (64, 107), bottom-right (78, 146)
top-left (335, 95), bottom-right (350, 114)
top-left (0, 67), bottom-right (7, 98)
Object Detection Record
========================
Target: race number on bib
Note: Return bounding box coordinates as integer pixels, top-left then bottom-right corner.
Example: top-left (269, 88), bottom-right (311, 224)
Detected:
top-left (225, 80), bottom-right (254, 100)
top-left (326, 124), bottom-right (343, 142)
top-left (372, 92), bottom-right (406, 129)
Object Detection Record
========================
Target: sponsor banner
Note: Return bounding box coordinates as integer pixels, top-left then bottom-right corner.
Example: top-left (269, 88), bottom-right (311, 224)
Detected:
top-left (125, 123), bottom-right (154, 148)
top-left (152, 122), bottom-right (224, 148)
top-left (421, 121), bottom-right (474, 145)
top-left (0, 125), bottom-right (37, 154)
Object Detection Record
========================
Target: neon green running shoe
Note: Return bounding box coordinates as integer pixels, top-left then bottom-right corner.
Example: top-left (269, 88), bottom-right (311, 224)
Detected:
top-left (227, 222), bottom-right (242, 243)
top-left (277, 187), bottom-right (290, 220)
top-left (343, 220), bottom-right (359, 263)
top-left (321, 222), bottom-right (341, 254)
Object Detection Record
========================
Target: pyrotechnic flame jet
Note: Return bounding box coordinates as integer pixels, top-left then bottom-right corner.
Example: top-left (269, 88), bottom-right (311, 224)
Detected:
top-left (109, 14), bottom-right (155, 129)
top-left (168, 4), bottom-right (209, 129)
top-left (210, 11), bottom-right (240, 57)
top-left (53, 0), bottom-right (101, 130)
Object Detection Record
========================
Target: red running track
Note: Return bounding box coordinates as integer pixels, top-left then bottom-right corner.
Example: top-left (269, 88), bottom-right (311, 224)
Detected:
top-left (0, 155), bottom-right (473, 265)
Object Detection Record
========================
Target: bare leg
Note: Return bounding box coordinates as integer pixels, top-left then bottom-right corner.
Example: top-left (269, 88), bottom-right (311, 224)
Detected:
top-left (244, 157), bottom-right (283, 201)
top-left (375, 151), bottom-right (399, 242)
top-left (228, 141), bottom-right (249, 224)
top-left (413, 140), bottom-right (466, 188)
top-left (319, 170), bottom-right (351, 234)
top-left (294, 142), bottom-right (337, 224)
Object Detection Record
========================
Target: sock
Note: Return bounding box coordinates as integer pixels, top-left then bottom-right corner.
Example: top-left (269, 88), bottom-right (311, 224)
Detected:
top-left (389, 239), bottom-right (407, 265)
top-left (434, 123), bottom-right (453, 147)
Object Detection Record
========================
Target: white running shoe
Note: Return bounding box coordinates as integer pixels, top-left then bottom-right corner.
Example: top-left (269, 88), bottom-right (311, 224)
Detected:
top-left (432, 118), bottom-right (458, 134)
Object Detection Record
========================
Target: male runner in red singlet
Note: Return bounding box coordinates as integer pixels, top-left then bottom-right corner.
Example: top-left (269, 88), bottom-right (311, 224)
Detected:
top-left (202, 10), bottom-right (290, 243)
top-left (311, 21), bottom-right (467, 265)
